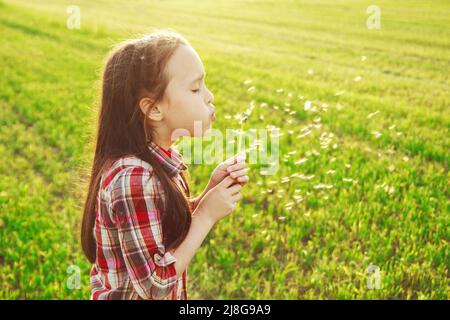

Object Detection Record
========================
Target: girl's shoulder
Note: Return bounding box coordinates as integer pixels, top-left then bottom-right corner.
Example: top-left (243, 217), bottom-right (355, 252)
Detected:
top-left (100, 155), bottom-right (155, 192)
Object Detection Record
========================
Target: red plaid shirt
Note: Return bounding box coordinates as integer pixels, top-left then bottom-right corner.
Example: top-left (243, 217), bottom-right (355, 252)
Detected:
top-left (90, 141), bottom-right (192, 300)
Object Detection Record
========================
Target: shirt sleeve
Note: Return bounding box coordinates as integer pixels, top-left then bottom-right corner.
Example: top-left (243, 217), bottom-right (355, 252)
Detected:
top-left (108, 165), bottom-right (178, 300)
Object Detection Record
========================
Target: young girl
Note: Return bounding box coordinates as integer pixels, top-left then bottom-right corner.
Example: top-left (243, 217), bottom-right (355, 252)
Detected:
top-left (81, 30), bottom-right (249, 300)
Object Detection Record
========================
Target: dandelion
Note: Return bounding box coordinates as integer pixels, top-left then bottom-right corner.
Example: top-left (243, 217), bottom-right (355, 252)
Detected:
top-left (237, 102), bottom-right (255, 155)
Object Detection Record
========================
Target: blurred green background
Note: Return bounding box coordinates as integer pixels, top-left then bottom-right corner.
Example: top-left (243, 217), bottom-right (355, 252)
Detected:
top-left (0, 0), bottom-right (448, 299)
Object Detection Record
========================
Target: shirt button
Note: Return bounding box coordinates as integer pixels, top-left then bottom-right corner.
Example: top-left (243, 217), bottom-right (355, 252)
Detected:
top-left (154, 253), bottom-right (161, 262)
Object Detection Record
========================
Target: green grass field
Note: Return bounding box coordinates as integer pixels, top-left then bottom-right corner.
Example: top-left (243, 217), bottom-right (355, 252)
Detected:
top-left (0, 0), bottom-right (448, 299)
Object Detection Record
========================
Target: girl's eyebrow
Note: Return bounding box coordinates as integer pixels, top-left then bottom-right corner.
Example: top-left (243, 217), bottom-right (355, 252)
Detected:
top-left (190, 72), bottom-right (205, 84)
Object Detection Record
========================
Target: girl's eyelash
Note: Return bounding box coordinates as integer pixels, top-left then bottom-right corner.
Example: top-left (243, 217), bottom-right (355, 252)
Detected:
top-left (191, 88), bottom-right (200, 93)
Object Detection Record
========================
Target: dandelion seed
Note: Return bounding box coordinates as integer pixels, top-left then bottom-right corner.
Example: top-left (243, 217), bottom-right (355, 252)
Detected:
top-left (276, 88), bottom-right (284, 93)
top-left (297, 130), bottom-right (312, 139)
top-left (307, 69), bottom-right (314, 75)
top-left (361, 55), bottom-right (367, 61)
top-left (243, 79), bottom-right (253, 85)
top-left (327, 170), bottom-right (336, 175)
top-left (252, 214), bottom-right (258, 218)
top-left (289, 111), bottom-right (297, 115)
top-left (343, 178), bottom-right (353, 183)
top-left (330, 157), bottom-right (336, 162)
top-left (288, 150), bottom-right (298, 155)
top-left (273, 105), bottom-right (279, 110)
top-left (313, 183), bottom-right (334, 190)
top-left (334, 90), bottom-right (346, 96)
top-left (260, 102), bottom-right (268, 108)
top-left (247, 86), bottom-right (256, 93)
top-left (259, 115), bottom-right (265, 121)
top-left (224, 114), bottom-right (232, 119)
top-left (304, 100), bottom-right (312, 111)
top-left (367, 110), bottom-right (380, 119)
top-left (372, 131), bottom-right (382, 139)
top-left (332, 143), bottom-right (338, 149)
top-left (397, 131), bottom-right (403, 136)
top-left (288, 130), bottom-right (294, 134)
top-left (345, 164), bottom-right (351, 169)
top-left (295, 158), bottom-right (308, 165)
top-left (313, 116), bottom-right (321, 123)
top-left (298, 95), bottom-right (304, 100)
top-left (353, 76), bottom-right (362, 82)
top-left (278, 216), bottom-right (286, 221)
top-left (281, 177), bottom-right (290, 183)
top-left (403, 156), bottom-right (409, 162)
top-left (386, 147), bottom-right (395, 155)
top-left (287, 92), bottom-right (293, 98)
top-left (388, 124), bottom-right (396, 130)
top-left (336, 103), bottom-right (344, 110)
top-left (388, 165), bottom-right (395, 172)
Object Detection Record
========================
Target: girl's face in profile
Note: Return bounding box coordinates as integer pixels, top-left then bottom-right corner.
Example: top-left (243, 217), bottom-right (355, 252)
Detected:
top-left (159, 44), bottom-right (216, 138)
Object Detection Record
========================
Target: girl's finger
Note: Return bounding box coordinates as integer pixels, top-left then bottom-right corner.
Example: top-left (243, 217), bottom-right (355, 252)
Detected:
top-left (230, 168), bottom-right (247, 179)
top-left (237, 175), bottom-right (249, 183)
top-left (227, 162), bottom-right (246, 173)
top-left (231, 192), bottom-right (242, 203)
top-left (227, 183), bottom-right (242, 195)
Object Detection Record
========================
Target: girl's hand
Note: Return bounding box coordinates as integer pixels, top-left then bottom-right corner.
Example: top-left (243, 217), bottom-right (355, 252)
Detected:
top-left (195, 176), bottom-right (242, 225)
top-left (208, 154), bottom-right (249, 189)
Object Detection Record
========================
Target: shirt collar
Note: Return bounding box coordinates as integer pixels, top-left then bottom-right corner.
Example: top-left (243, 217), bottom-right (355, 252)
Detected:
top-left (147, 140), bottom-right (187, 177)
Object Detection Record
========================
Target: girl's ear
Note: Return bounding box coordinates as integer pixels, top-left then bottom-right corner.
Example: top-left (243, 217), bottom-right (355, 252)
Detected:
top-left (139, 97), bottom-right (163, 121)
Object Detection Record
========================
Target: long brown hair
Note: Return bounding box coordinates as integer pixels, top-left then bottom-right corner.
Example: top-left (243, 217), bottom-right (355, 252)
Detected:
top-left (81, 30), bottom-right (193, 264)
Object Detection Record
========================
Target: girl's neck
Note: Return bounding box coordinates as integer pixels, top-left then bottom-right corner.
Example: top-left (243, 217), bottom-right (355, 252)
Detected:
top-left (151, 132), bottom-right (173, 151)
